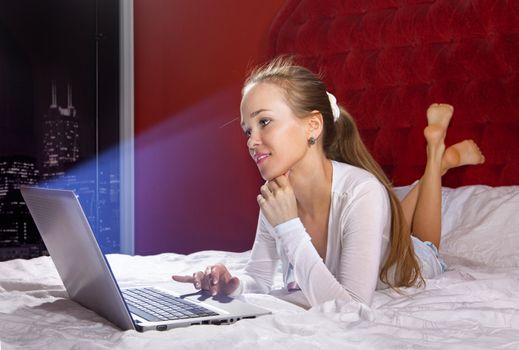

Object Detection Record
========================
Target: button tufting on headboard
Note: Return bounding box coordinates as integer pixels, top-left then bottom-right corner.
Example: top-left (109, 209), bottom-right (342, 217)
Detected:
top-left (268, 0), bottom-right (519, 186)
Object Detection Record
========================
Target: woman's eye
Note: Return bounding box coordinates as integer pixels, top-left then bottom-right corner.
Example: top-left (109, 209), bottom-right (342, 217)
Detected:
top-left (259, 119), bottom-right (271, 127)
top-left (243, 129), bottom-right (251, 137)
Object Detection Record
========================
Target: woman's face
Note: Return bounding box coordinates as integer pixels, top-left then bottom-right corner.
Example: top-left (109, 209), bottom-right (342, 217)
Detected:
top-left (240, 82), bottom-right (309, 181)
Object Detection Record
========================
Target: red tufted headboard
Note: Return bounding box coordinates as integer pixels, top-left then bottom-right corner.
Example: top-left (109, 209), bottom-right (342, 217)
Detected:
top-left (268, 0), bottom-right (519, 187)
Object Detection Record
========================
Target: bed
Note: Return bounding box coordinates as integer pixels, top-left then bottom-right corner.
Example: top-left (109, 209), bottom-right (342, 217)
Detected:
top-left (2, 0), bottom-right (519, 348)
top-left (1, 184), bottom-right (519, 349)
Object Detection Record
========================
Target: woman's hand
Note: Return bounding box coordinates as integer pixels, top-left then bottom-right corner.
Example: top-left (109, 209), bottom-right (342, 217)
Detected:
top-left (171, 263), bottom-right (240, 296)
top-left (258, 174), bottom-right (298, 227)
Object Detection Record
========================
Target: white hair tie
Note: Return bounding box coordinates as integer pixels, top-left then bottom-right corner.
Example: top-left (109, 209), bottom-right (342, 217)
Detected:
top-left (326, 92), bottom-right (340, 122)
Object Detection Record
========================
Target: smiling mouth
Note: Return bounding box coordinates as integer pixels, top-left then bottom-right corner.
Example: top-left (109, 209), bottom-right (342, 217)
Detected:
top-left (255, 153), bottom-right (271, 165)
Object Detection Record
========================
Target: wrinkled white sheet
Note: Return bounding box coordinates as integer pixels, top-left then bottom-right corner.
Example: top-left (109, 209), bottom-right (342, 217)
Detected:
top-left (1, 185), bottom-right (519, 349)
top-left (1, 251), bottom-right (519, 350)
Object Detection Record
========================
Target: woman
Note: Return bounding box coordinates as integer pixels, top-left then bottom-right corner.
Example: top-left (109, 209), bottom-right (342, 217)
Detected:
top-left (172, 57), bottom-right (485, 307)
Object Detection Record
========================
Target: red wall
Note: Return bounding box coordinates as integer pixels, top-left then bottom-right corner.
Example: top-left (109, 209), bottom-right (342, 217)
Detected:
top-left (134, 0), bottom-right (285, 255)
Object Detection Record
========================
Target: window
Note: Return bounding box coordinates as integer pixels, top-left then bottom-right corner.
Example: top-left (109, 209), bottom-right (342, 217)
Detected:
top-left (0, 0), bottom-right (133, 260)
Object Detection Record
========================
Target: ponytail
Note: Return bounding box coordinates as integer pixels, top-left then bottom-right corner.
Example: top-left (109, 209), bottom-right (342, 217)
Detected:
top-left (326, 108), bottom-right (424, 288)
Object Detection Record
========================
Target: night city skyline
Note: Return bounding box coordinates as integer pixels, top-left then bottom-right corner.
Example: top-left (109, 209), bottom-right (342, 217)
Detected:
top-left (0, 79), bottom-right (121, 260)
top-left (0, 0), bottom-right (121, 261)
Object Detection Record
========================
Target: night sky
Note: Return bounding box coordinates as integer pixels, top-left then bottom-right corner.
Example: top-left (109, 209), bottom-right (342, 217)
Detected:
top-left (0, 0), bottom-right (119, 164)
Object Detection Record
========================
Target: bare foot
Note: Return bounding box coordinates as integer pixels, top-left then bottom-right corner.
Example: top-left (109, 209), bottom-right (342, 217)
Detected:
top-left (423, 124), bottom-right (446, 147)
top-left (423, 103), bottom-right (454, 169)
top-left (427, 103), bottom-right (454, 130)
top-left (441, 140), bottom-right (485, 175)
top-left (423, 124), bottom-right (446, 158)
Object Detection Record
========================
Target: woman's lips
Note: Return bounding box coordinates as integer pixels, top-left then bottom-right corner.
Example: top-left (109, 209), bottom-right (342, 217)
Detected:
top-left (255, 153), bottom-right (271, 165)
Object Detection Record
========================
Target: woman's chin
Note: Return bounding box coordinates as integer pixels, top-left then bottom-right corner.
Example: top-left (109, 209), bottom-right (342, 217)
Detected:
top-left (259, 172), bottom-right (271, 181)
top-left (261, 170), bottom-right (286, 181)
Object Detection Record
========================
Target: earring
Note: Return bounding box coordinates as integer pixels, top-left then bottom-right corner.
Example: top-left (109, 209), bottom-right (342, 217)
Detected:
top-left (308, 136), bottom-right (316, 145)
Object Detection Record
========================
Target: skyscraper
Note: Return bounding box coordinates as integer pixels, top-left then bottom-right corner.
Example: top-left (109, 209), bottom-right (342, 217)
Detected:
top-left (41, 81), bottom-right (79, 180)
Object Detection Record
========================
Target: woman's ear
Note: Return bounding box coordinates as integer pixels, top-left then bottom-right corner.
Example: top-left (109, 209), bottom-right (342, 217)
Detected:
top-left (306, 110), bottom-right (324, 139)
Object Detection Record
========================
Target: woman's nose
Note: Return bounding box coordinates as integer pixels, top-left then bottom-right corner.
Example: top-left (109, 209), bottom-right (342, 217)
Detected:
top-left (247, 131), bottom-right (260, 149)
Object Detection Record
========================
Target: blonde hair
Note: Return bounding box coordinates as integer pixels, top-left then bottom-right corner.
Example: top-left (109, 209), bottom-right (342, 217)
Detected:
top-left (243, 56), bottom-right (424, 289)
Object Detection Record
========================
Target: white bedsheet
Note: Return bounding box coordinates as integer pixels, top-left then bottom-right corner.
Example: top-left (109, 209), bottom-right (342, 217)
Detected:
top-left (1, 251), bottom-right (519, 349)
top-left (1, 185), bottom-right (519, 349)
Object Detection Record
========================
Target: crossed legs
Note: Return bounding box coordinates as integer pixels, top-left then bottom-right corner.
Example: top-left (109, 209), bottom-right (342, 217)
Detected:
top-left (400, 104), bottom-right (485, 248)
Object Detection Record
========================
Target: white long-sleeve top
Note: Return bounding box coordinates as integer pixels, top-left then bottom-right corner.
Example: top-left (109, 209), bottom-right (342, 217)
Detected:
top-left (231, 160), bottom-right (393, 307)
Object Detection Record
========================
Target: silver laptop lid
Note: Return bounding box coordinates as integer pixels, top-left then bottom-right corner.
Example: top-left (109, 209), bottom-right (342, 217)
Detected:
top-left (20, 186), bottom-right (136, 330)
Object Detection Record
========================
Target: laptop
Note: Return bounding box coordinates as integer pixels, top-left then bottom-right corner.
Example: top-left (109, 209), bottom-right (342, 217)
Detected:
top-left (20, 186), bottom-right (271, 332)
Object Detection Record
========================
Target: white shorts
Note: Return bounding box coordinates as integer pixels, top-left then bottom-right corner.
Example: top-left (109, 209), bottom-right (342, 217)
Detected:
top-left (411, 236), bottom-right (448, 279)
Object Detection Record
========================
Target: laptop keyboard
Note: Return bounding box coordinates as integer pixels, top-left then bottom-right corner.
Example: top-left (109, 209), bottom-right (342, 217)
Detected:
top-left (122, 287), bottom-right (219, 322)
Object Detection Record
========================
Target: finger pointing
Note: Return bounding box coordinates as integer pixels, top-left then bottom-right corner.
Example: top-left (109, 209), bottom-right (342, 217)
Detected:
top-left (171, 275), bottom-right (194, 283)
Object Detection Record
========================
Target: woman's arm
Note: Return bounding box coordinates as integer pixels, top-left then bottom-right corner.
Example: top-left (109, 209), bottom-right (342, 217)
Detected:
top-left (230, 213), bottom-right (280, 296)
top-left (272, 180), bottom-right (389, 306)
